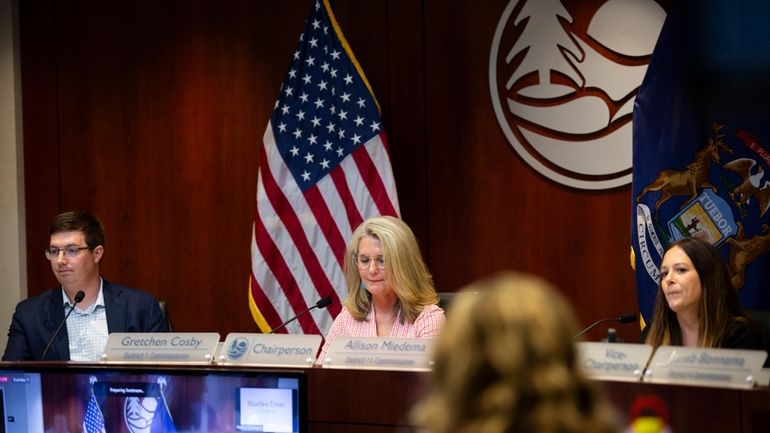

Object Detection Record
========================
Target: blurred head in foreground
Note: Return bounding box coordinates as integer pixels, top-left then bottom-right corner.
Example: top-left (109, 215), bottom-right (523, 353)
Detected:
top-left (412, 271), bottom-right (619, 433)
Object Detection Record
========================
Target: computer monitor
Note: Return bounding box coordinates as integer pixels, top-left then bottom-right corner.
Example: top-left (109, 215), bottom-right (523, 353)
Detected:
top-left (0, 364), bottom-right (306, 433)
top-left (0, 387), bottom-right (7, 433)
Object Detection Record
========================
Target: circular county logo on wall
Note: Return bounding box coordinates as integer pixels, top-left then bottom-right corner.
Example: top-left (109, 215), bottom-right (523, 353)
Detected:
top-left (489, 0), bottom-right (665, 190)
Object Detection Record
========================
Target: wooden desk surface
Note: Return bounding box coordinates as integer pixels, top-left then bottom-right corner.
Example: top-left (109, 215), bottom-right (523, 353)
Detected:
top-left (308, 367), bottom-right (770, 433)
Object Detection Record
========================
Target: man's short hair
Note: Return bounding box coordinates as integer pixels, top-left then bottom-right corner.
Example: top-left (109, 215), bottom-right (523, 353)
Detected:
top-left (49, 211), bottom-right (105, 248)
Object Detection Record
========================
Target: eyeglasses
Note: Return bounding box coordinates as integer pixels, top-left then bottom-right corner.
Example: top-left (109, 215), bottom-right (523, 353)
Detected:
top-left (354, 254), bottom-right (385, 270)
top-left (44, 246), bottom-right (91, 260)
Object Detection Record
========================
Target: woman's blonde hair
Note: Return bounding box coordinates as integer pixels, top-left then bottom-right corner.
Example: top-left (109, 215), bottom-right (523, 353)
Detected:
top-left (412, 272), bottom-right (619, 433)
top-left (343, 216), bottom-right (438, 323)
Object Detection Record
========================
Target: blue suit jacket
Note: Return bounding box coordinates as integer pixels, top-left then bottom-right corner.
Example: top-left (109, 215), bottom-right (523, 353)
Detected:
top-left (2, 280), bottom-right (169, 361)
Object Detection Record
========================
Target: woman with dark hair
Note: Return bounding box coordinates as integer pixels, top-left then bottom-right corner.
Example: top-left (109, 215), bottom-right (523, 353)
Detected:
top-left (643, 237), bottom-right (764, 349)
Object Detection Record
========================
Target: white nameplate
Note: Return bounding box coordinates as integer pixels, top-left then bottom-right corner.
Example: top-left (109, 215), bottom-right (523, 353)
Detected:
top-left (758, 368), bottom-right (770, 387)
top-left (577, 342), bottom-right (652, 382)
top-left (322, 337), bottom-right (434, 371)
top-left (643, 346), bottom-right (768, 389)
top-left (101, 333), bottom-right (220, 364)
top-left (216, 333), bottom-right (322, 367)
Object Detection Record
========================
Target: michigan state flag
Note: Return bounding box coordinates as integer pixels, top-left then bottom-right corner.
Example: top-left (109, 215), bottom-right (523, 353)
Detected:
top-left (632, 0), bottom-right (770, 324)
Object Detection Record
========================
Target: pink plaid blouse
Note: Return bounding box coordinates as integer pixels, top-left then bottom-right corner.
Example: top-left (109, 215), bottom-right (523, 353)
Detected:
top-left (317, 303), bottom-right (445, 363)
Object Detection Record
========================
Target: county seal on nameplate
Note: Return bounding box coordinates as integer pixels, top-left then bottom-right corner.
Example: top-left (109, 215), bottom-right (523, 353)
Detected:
top-left (322, 337), bottom-right (434, 371)
top-left (102, 333), bottom-right (221, 364)
top-left (216, 333), bottom-right (322, 367)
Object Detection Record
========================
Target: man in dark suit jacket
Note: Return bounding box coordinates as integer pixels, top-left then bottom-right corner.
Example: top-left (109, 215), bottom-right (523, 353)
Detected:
top-left (2, 211), bottom-right (169, 361)
top-left (3, 280), bottom-right (168, 361)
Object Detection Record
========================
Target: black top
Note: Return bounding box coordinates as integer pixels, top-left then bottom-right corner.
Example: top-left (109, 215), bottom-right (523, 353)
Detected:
top-left (639, 318), bottom-right (763, 347)
top-left (640, 317), bottom-right (769, 366)
top-left (722, 317), bottom-right (766, 350)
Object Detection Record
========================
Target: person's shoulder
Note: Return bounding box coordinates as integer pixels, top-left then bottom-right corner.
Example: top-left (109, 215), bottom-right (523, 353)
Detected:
top-left (725, 316), bottom-right (758, 334)
top-left (103, 280), bottom-right (158, 301)
top-left (412, 303), bottom-right (445, 337)
top-left (14, 287), bottom-right (60, 310)
top-left (326, 306), bottom-right (357, 335)
top-left (722, 316), bottom-right (764, 350)
top-left (418, 303), bottom-right (445, 317)
top-left (414, 303), bottom-right (445, 324)
top-left (335, 305), bottom-right (354, 319)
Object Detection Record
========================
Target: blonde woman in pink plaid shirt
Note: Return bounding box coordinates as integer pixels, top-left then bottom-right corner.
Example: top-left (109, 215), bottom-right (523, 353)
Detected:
top-left (318, 216), bottom-right (445, 363)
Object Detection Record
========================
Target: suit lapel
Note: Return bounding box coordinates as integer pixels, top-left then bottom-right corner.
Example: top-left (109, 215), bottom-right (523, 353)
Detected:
top-left (43, 288), bottom-right (70, 360)
top-left (104, 282), bottom-right (126, 333)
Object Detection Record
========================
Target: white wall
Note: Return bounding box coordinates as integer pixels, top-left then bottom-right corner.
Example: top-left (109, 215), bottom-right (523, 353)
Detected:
top-left (0, 0), bottom-right (26, 353)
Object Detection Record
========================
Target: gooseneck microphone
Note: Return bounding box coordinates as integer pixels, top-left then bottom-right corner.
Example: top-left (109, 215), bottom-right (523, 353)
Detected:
top-left (269, 296), bottom-right (333, 334)
top-left (42, 290), bottom-right (85, 360)
top-left (574, 312), bottom-right (636, 340)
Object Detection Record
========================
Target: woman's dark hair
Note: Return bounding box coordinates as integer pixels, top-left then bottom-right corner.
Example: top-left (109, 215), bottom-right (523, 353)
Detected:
top-left (645, 237), bottom-right (746, 347)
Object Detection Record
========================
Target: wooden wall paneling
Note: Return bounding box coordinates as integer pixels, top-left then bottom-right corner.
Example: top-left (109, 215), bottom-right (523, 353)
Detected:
top-left (422, 0), bottom-right (505, 293)
top-left (20, 0), bottom-right (61, 294)
top-left (19, 0), bottom-right (649, 343)
top-left (22, 0), bottom-right (314, 335)
top-left (384, 0), bottom-right (429, 250)
top-left (422, 0), bottom-right (640, 342)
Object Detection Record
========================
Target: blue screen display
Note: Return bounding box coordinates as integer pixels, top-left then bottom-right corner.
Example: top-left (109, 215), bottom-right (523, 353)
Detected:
top-left (0, 366), bottom-right (305, 433)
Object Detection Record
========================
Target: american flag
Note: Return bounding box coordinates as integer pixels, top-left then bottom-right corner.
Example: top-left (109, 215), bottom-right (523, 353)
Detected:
top-left (249, 0), bottom-right (399, 334)
top-left (82, 391), bottom-right (106, 433)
